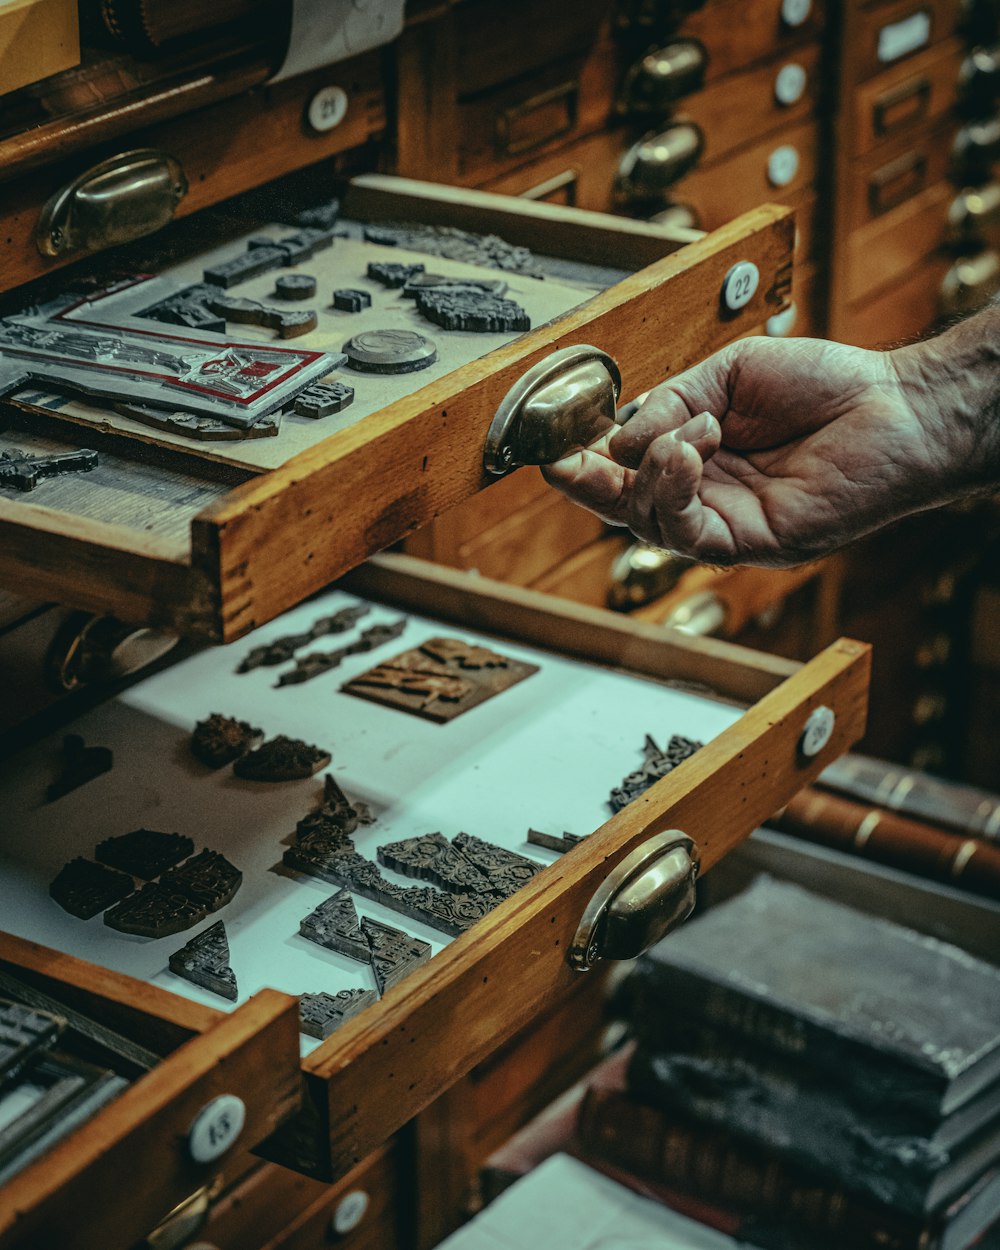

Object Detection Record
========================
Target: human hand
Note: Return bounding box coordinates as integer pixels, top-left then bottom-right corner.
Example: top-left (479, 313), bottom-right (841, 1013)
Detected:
top-left (542, 335), bottom-right (954, 568)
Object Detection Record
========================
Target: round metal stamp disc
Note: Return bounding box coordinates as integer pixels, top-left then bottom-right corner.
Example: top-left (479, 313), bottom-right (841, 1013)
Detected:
top-left (275, 273), bottom-right (318, 300)
top-left (342, 328), bottom-right (438, 374)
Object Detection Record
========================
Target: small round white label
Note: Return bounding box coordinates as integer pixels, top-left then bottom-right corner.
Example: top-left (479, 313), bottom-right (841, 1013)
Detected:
top-left (187, 1094), bottom-right (246, 1164)
top-left (774, 62), bottom-right (807, 106)
top-left (307, 85), bottom-right (349, 133)
top-left (767, 144), bottom-right (801, 187)
top-left (781, 0), bottom-right (812, 27)
top-left (332, 1189), bottom-right (370, 1235)
top-left (721, 261), bottom-right (760, 312)
top-left (800, 705), bottom-right (835, 757)
top-left (766, 303), bottom-right (798, 337)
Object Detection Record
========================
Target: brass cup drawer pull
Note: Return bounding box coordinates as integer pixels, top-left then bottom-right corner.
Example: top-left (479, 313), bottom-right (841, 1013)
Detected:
top-left (484, 344), bottom-right (622, 473)
top-left (569, 831), bottom-right (699, 970)
top-left (37, 148), bottom-right (187, 258)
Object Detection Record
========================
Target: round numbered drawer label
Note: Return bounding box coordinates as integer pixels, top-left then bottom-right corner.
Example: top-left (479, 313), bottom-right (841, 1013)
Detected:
top-left (800, 705), bottom-right (835, 757)
top-left (767, 144), bottom-right (800, 187)
top-left (721, 262), bottom-right (760, 312)
top-left (188, 1094), bottom-right (246, 1163)
top-left (307, 85), bottom-right (349, 132)
top-left (332, 1190), bottom-right (370, 1235)
top-left (781, 0), bottom-right (812, 26)
top-left (774, 62), bottom-right (807, 106)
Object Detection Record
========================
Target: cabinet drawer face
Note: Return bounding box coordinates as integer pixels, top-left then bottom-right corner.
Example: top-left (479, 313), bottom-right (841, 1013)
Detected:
top-left (835, 252), bottom-right (951, 346)
top-left (850, 0), bottom-right (961, 83)
top-left (0, 555), bottom-right (870, 1187)
top-left (0, 175), bottom-right (793, 643)
top-left (477, 128), bottom-right (626, 212)
top-left (851, 37), bottom-right (963, 156)
top-left (843, 119), bottom-right (955, 231)
top-left (681, 0), bottom-right (827, 84)
top-left (843, 178), bottom-right (952, 303)
top-left (0, 936), bottom-right (299, 1250)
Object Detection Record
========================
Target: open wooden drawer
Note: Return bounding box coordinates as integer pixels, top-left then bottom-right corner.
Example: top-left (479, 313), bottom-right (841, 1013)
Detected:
top-left (0, 554), bottom-right (869, 1243)
top-left (0, 175), bottom-right (794, 642)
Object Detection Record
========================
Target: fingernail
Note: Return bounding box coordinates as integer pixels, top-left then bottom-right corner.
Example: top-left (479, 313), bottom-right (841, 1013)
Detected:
top-left (671, 411), bottom-right (714, 443)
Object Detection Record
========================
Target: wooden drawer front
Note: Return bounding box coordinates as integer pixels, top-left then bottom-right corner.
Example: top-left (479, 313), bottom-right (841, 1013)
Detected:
top-left (843, 118), bottom-right (955, 230)
top-left (0, 177), bottom-right (791, 643)
top-left (0, 935), bottom-right (299, 1250)
top-left (455, 493), bottom-right (607, 586)
top-left (851, 0), bottom-right (962, 83)
top-left (836, 252), bottom-right (951, 345)
top-left (852, 37), bottom-right (963, 155)
top-left (478, 128), bottom-right (625, 212)
top-left (682, 41), bottom-right (823, 169)
top-left (844, 177), bottom-right (952, 302)
top-left (674, 119), bottom-right (819, 231)
top-left (1, 52), bottom-right (387, 296)
top-left (681, 0), bottom-right (827, 84)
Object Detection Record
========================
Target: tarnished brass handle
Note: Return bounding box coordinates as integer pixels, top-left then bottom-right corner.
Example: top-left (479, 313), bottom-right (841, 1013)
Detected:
top-left (483, 345), bottom-right (622, 473)
top-left (37, 148), bottom-right (187, 258)
top-left (615, 123), bottom-right (704, 200)
top-left (619, 39), bottom-right (708, 115)
top-left (947, 182), bottom-right (1000, 243)
top-left (568, 831), bottom-right (699, 970)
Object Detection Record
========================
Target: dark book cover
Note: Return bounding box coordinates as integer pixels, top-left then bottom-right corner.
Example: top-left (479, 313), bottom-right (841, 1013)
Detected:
top-left (632, 875), bottom-right (1000, 1119)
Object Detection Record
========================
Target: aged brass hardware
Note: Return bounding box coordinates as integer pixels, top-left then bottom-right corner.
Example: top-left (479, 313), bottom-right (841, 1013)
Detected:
top-left (953, 115), bottom-right (1000, 181)
top-left (484, 344), bottom-right (622, 473)
top-left (497, 81), bottom-right (578, 157)
top-left (46, 611), bottom-right (179, 693)
top-left (608, 542), bottom-right (692, 610)
top-left (868, 150), bottom-right (927, 215)
top-left (615, 123), bottom-right (703, 200)
top-left (620, 39), bottom-right (707, 115)
top-left (569, 831), bottom-right (699, 969)
top-left (959, 43), bottom-right (1000, 114)
top-left (143, 1178), bottom-right (223, 1250)
top-left (941, 248), bottom-right (1000, 315)
top-left (948, 182), bottom-right (1000, 241)
top-left (37, 149), bottom-right (187, 258)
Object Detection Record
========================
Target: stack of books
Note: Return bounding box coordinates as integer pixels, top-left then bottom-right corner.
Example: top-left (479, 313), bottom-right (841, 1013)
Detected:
top-left (575, 876), bottom-right (1000, 1250)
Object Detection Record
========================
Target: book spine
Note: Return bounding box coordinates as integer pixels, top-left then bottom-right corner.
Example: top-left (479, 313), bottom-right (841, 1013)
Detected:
top-left (575, 1088), bottom-right (933, 1250)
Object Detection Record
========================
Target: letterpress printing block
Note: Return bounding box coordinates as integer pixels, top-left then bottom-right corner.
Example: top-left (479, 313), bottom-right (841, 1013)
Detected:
top-left (95, 829), bottom-right (194, 879)
top-left (104, 883), bottom-right (207, 938)
top-left (294, 198), bottom-right (341, 231)
top-left (293, 381), bottom-right (355, 418)
top-left (365, 261), bottom-right (425, 289)
top-left (204, 293), bottom-right (318, 340)
top-left (346, 619), bottom-right (408, 654)
top-left (50, 858), bottom-right (134, 920)
top-left (275, 274), bottom-right (318, 301)
top-left (342, 328), bottom-right (437, 375)
top-left (415, 290), bottom-right (531, 333)
top-left (46, 733), bottom-right (112, 800)
top-left (318, 774), bottom-right (372, 834)
top-left (361, 222), bottom-right (545, 277)
top-left (190, 713), bottom-right (265, 769)
top-left (168, 920), bottom-right (238, 1001)
top-left (203, 245), bottom-right (288, 288)
top-left (0, 999), bottom-right (64, 1079)
top-left (452, 832), bottom-right (541, 898)
top-left (276, 647), bottom-right (350, 686)
top-left (401, 273), bottom-right (508, 299)
top-left (527, 829), bottom-right (585, 854)
top-left (114, 403), bottom-right (281, 441)
top-left (309, 605), bottom-right (371, 638)
top-left (360, 917), bottom-right (431, 994)
top-left (273, 227), bottom-right (336, 265)
top-left (419, 638), bottom-right (509, 669)
top-left (160, 850), bottom-right (242, 913)
top-left (0, 449), bottom-right (99, 492)
top-left (377, 833), bottom-right (493, 895)
top-left (299, 988), bottom-right (378, 1038)
top-left (233, 735), bottom-right (331, 781)
top-left (299, 890), bottom-right (370, 962)
top-left (332, 288), bottom-right (371, 313)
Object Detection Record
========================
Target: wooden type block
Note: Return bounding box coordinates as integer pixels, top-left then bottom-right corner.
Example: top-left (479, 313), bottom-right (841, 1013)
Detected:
top-left (342, 636), bottom-right (538, 722)
top-left (94, 829), bottom-right (193, 879)
top-left (451, 831), bottom-right (541, 898)
top-left (360, 917), bottom-right (431, 995)
top-left (609, 733), bottom-right (703, 813)
top-left (0, 999), bottom-right (64, 1080)
top-left (298, 989), bottom-right (378, 1039)
top-left (414, 289), bottom-right (531, 333)
top-left (401, 272), bottom-right (508, 298)
top-left (159, 850), bottom-right (242, 912)
top-left (342, 328), bottom-right (438, 374)
top-left (298, 889), bottom-right (370, 962)
top-left (366, 261), bottom-right (426, 288)
top-left (45, 734), bottom-right (112, 800)
top-left (237, 604), bottom-right (369, 672)
top-left (292, 381), bottom-right (354, 418)
top-left (204, 294), bottom-right (319, 340)
top-left (232, 735), bottom-right (331, 781)
top-left (49, 858), bottom-right (134, 920)
top-left (190, 713), bottom-right (265, 769)
top-left (527, 829), bottom-right (585, 854)
top-left (203, 245), bottom-right (288, 288)
top-left (332, 288), bottom-right (372, 312)
top-left (0, 448), bottom-right (98, 492)
top-left (361, 223), bottom-right (545, 277)
top-left (377, 832), bottom-right (493, 895)
top-left (104, 882), bottom-right (207, 938)
top-left (274, 274), bottom-right (317, 300)
top-left (168, 920), bottom-right (238, 1001)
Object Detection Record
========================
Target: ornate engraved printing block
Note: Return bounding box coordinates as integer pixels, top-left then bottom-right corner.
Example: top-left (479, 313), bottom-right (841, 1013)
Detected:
top-left (609, 733), bottom-right (704, 812)
top-left (237, 604), bottom-right (370, 672)
top-left (342, 328), bottom-right (438, 375)
top-left (298, 889), bottom-right (370, 961)
top-left (401, 272), bottom-right (508, 299)
top-left (419, 637), bottom-right (509, 669)
top-left (0, 998), bottom-right (64, 1080)
top-left (49, 858), bottom-right (134, 920)
top-left (276, 618), bottom-right (407, 686)
top-left (113, 402), bottom-right (280, 441)
top-left (293, 198), bottom-right (341, 231)
top-left (233, 735), bottom-right (331, 781)
top-left (95, 828), bottom-right (194, 879)
top-left (366, 261), bottom-right (425, 289)
top-left (415, 290), bottom-right (531, 333)
top-left (527, 829), bottom-right (585, 854)
top-left (160, 850), bottom-right (242, 913)
top-left (168, 920), bottom-right (238, 1001)
top-left (360, 917), bottom-right (431, 995)
top-left (190, 713), bottom-right (265, 769)
top-left (46, 733), bottom-right (112, 800)
top-left (377, 832), bottom-right (494, 894)
top-left (293, 381), bottom-right (355, 418)
top-left (0, 448), bottom-right (98, 492)
top-left (104, 883), bottom-right (207, 938)
top-left (298, 989), bottom-right (378, 1039)
top-left (332, 288), bottom-right (371, 313)
top-left (361, 223), bottom-right (545, 278)
top-left (452, 831), bottom-right (541, 898)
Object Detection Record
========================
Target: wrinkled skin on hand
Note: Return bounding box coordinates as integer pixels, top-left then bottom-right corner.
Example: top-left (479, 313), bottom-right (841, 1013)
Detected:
top-left (542, 336), bottom-right (958, 569)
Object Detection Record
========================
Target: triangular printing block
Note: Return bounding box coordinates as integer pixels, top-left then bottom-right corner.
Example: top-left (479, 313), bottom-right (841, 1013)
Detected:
top-left (298, 889), bottom-right (370, 962)
top-left (298, 988), bottom-right (378, 1040)
top-left (168, 920), bottom-right (238, 1001)
top-left (360, 916), bottom-right (431, 994)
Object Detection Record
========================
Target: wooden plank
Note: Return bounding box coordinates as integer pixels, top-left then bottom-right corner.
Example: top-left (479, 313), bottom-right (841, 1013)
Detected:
top-left (343, 555), bottom-right (799, 704)
top-left (191, 204), bottom-right (794, 640)
top-left (0, 501), bottom-right (214, 634)
top-left (0, 990), bottom-right (301, 1250)
top-left (297, 634), bottom-right (870, 1180)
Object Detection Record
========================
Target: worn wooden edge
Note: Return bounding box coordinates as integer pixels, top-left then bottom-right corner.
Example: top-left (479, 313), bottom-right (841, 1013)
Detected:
top-left (0, 931), bottom-right (220, 1048)
top-left (293, 637), bottom-right (869, 1178)
top-left (342, 553), bottom-right (799, 704)
top-left (190, 204), bottom-right (795, 641)
top-left (0, 989), bottom-right (301, 1250)
top-left (0, 499), bottom-right (217, 635)
top-left (343, 174), bottom-right (706, 266)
